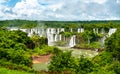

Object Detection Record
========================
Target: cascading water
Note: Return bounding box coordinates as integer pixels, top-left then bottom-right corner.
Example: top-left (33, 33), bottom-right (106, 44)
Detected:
top-left (54, 34), bottom-right (58, 41)
top-left (78, 28), bottom-right (80, 33)
top-left (100, 28), bottom-right (117, 47)
top-left (78, 28), bottom-right (84, 33)
top-left (59, 34), bottom-right (62, 41)
top-left (108, 28), bottom-right (117, 37)
top-left (101, 28), bottom-right (105, 34)
top-left (93, 28), bottom-right (98, 33)
top-left (69, 35), bottom-right (76, 47)
top-left (81, 28), bottom-right (84, 32)
top-left (46, 28), bottom-right (54, 46)
top-left (71, 28), bottom-right (73, 32)
top-left (46, 28), bottom-right (64, 46)
top-left (61, 28), bottom-right (64, 32)
top-left (100, 36), bottom-right (106, 47)
top-left (8, 27), bottom-right (117, 48)
top-left (8, 27), bottom-right (19, 31)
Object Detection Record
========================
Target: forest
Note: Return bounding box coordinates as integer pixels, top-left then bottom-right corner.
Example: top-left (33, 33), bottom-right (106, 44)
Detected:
top-left (0, 20), bottom-right (120, 74)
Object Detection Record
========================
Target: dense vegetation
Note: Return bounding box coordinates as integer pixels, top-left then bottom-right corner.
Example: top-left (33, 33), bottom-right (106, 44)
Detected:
top-left (0, 20), bottom-right (120, 29)
top-left (0, 20), bottom-right (120, 74)
top-left (1, 20), bottom-right (119, 50)
top-left (0, 29), bottom-right (57, 73)
top-left (48, 28), bottom-right (120, 74)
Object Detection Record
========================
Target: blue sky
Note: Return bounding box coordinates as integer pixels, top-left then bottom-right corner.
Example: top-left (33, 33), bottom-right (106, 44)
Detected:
top-left (0, 0), bottom-right (120, 20)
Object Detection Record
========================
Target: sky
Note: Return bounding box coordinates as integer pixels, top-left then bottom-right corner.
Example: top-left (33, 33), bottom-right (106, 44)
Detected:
top-left (0, 0), bottom-right (120, 21)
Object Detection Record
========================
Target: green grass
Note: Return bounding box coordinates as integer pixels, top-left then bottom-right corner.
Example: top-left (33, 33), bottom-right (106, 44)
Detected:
top-left (0, 67), bottom-right (34, 74)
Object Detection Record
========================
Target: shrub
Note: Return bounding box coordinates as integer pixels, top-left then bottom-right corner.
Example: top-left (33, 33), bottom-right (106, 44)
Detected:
top-left (48, 51), bottom-right (76, 73)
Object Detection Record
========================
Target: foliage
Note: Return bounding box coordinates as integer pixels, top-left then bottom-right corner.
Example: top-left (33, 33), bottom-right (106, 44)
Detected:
top-left (0, 20), bottom-right (120, 73)
top-left (0, 30), bottom-right (35, 49)
top-left (0, 30), bottom-right (34, 72)
top-left (48, 51), bottom-right (77, 73)
top-left (0, 59), bottom-right (33, 72)
top-left (48, 50), bottom-right (95, 74)
top-left (31, 35), bottom-right (48, 47)
top-left (80, 30), bottom-right (101, 43)
top-left (64, 32), bottom-right (72, 37)
top-left (0, 49), bottom-right (32, 67)
top-left (91, 29), bottom-right (120, 74)
top-left (0, 67), bottom-right (33, 74)
top-left (76, 56), bottom-right (94, 74)
top-left (48, 28), bottom-right (120, 73)
top-left (75, 30), bottom-right (102, 49)
top-left (105, 29), bottom-right (120, 60)
top-left (90, 42), bottom-right (101, 49)
top-left (55, 41), bottom-right (67, 46)
top-left (33, 45), bottom-right (57, 55)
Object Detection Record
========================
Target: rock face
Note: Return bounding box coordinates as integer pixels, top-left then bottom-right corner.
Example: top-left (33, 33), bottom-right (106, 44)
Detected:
top-left (8, 27), bottom-right (117, 47)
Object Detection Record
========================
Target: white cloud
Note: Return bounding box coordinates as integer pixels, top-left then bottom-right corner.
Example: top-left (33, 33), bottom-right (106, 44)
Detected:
top-left (0, 0), bottom-right (10, 19)
top-left (84, 0), bottom-right (107, 4)
top-left (117, 0), bottom-right (120, 4)
top-left (0, 0), bottom-right (9, 3)
top-left (0, 0), bottom-right (120, 20)
top-left (11, 0), bottom-right (44, 19)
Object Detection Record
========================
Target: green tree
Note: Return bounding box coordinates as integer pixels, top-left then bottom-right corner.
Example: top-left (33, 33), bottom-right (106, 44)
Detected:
top-left (76, 56), bottom-right (94, 74)
top-left (48, 51), bottom-right (76, 73)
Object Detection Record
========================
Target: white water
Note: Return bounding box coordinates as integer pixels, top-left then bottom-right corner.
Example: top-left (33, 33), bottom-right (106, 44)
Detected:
top-left (7, 27), bottom-right (117, 47)
top-left (71, 28), bottom-right (73, 32)
top-left (46, 28), bottom-right (64, 46)
top-left (93, 28), bottom-right (98, 33)
top-left (100, 36), bottom-right (106, 47)
top-left (78, 28), bottom-right (84, 33)
top-left (54, 34), bottom-right (58, 41)
top-left (101, 28), bottom-right (105, 34)
top-left (108, 28), bottom-right (117, 37)
top-left (69, 35), bottom-right (76, 47)
top-left (59, 34), bottom-right (62, 41)
top-left (100, 28), bottom-right (117, 46)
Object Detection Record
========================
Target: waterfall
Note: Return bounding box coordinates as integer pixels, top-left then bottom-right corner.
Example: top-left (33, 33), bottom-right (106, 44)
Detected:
top-left (59, 34), bottom-right (62, 41)
top-left (57, 28), bottom-right (60, 34)
top-left (61, 28), bottom-right (64, 32)
top-left (47, 28), bottom-right (54, 46)
top-left (96, 28), bottom-right (98, 33)
top-left (42, 28), bottom-right (45, 37)
top-left (101, 28), bottom-right (105, 34)
top-left (20, 29), bottom-right (27, 32)
top-left (8, 27), bottom-right (19, 31)
top-left (71, 28), bottom-right (73, 32)
top-left (100, 36), bottom-right (106, 47)
top-left (7, 27), bottom-right (118, 48)
top-left (26, 29), bottom-right (32, 37)
top-left (88, 37), bottom-right (90, 45)
top-left (51, 28), bottom-right (54, 34)
top-left (37, 28), bottom-right (45, 37)
top-left (46, 28), bottom-right (58, 46)
top-left (78, 28), bottom-right (84, 33)
top-left (108, 28), bottom-right (117, 37)
top-left (100, 28), bottom-right (117, 47)
top-left (54, 34), bottom-right (58, 41)
top-left (93, 28), bottom-right (98, 33)
top-left (48, 34), bottom-right (54, 46)
top-left (69, 35), bottom-right (76, 47)
top-left (81, 28), bottom-right (84, 32)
